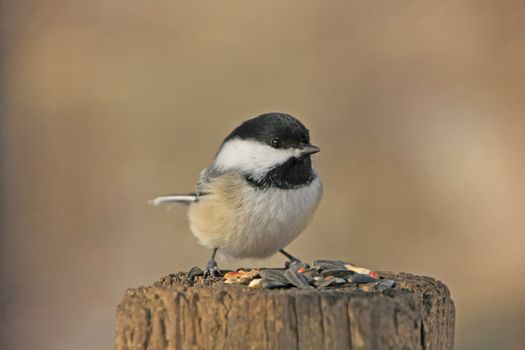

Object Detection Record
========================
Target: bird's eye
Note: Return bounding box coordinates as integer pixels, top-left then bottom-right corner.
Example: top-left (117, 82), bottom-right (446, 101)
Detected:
top-left (271, 138), bottom-right (283, 148)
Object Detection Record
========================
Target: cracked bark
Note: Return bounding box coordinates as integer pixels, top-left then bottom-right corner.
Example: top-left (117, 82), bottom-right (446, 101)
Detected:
top-left (114, 271), bottom-right (454, 350)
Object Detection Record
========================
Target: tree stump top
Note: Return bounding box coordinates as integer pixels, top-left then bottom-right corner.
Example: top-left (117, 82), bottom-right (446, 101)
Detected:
top-left (115, 270), bottom-right (455, 350)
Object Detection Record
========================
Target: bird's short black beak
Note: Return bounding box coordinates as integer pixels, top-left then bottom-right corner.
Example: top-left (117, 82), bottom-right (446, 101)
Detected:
top-left (300, 144), bottom-right (321, 156)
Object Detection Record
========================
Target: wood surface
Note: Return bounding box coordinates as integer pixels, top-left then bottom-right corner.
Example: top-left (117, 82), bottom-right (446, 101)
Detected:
top-left (115, 271), bottom-right (454, 350)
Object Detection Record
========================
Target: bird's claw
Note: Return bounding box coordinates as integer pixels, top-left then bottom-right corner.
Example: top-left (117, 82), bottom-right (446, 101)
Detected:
top-left (204, 259), bottom-right (222, 278)
top-left (286, 259), bottom-right (310, 271)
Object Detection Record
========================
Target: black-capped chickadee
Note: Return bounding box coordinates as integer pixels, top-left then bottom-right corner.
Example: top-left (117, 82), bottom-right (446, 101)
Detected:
top-left (150, 112), bottom-right (323, 276)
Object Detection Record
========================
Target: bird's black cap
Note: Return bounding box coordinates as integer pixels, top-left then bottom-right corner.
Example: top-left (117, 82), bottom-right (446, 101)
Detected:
top-left (225, 112), bottom-right (310, 148)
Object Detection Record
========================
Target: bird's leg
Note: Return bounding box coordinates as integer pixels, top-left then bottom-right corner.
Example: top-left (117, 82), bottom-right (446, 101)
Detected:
top-left (279, 249), bottom-right (310, 270)
top-left (204, 248), bottom-right (222, 278)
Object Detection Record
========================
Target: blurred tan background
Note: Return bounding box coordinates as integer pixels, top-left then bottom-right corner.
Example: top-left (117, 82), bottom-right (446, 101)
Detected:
top-left (1, 1), bottom-right (525, 349)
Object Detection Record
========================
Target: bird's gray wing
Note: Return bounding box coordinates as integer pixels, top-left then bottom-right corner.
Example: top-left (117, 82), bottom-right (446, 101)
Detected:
top-left (196, 164), bottom-right (226, 196)
top-left (149, 164), bottom-right (226, 206)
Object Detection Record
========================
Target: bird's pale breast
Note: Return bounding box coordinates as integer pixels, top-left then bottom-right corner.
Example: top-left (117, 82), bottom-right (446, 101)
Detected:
top-left (188, 173), bottom-right (323, 259)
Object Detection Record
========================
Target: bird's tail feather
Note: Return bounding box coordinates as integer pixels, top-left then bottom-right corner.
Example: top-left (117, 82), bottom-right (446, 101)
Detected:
top-left (149, 193), bottom-right (198, 206)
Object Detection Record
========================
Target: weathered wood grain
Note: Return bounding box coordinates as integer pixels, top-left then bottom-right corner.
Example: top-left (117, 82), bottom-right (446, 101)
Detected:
top-left (115, 271), bottom-right (454, 350)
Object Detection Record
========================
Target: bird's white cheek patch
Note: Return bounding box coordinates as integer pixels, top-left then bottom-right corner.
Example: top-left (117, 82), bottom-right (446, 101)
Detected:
top-left (214, 138), bottom-right (296, 179)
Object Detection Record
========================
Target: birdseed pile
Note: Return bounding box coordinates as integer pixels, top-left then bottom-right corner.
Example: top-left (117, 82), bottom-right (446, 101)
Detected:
top-left (158, 260), bottom-right (397, 291)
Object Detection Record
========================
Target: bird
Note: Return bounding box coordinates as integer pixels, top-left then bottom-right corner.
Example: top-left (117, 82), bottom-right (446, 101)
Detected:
top-left (150, 112), bottom-right (323, 276)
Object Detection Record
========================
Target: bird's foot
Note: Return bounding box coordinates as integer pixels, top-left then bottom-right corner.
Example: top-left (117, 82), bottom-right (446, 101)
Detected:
top-left (286, 259), bottom-right (310, 271)
top-left (279, 249), bottom-right (309, 271)
top-left (204, 258), bottom-right (222, 278)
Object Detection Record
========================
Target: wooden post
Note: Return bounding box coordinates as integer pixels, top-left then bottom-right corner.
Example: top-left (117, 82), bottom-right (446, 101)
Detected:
top-left (114, 271), bottom-right (454, 350)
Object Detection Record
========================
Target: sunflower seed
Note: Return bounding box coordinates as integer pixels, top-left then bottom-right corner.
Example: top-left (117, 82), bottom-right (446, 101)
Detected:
top-left (260, 269), bottom-right (290, 285)
top-left (378, 279), bottom-right (396, 291)
top-left (350, 273), bottom-right (377, 284)
top-left (321, 269), bottom-right (354, 278)
top-left (301, 268), bottom-right (321, 279)
top-left (318, 276), bottom-right (348, 288)
top-left (318, 276), bottom-right (337, 288)
top-left (313, 259), bottom-right (349, 271)
top-left (187, 266), bottom-right (204, 280)
top-left (344, 263), bottom-right (372, 275)
top-left (261, 279), bottom-right (289, 289)
top-left (284, 269), bottom-right (314, 289)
